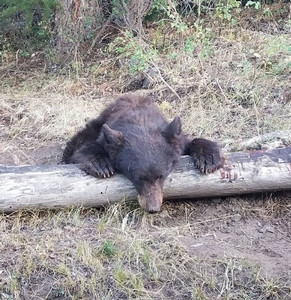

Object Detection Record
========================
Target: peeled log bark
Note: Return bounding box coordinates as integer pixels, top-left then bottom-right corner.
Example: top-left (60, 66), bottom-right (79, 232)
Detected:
top-left (0, 147), bottom-right (291, 212)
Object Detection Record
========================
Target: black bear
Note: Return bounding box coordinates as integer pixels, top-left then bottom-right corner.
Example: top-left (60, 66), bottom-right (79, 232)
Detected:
top-left (62, 94), bottom-right (222, 213)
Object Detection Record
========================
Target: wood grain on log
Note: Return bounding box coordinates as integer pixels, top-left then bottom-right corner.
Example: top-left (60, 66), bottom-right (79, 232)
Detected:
top-left (0, 147), bottom-right (291, 212)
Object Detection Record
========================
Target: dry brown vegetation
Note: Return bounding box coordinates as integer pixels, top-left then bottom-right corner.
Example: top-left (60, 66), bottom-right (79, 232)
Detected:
top-left (1, 4), bottom-right (291, 299)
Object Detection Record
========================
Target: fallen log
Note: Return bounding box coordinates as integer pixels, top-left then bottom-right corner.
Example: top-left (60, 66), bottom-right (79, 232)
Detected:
top-left (0, 147), bottom-right (291, 212)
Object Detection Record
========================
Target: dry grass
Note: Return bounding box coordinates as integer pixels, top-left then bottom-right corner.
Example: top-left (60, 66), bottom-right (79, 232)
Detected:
top-left (157, 28), bottom-right (291, 142)
top-left (1, 9), bottom-right (291, 300)
top-left (0, 197), bottom-right (291, 299)
top-left (0, 79), bottom-right (115, 164)
top-left (1, 195), bottom-right (291, 299)
top-left (1, 22), bottom-right (291, 152)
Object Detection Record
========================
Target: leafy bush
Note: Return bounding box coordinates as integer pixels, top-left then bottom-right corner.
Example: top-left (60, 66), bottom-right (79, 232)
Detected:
top-left (0, 0), bottom-right (57, 51)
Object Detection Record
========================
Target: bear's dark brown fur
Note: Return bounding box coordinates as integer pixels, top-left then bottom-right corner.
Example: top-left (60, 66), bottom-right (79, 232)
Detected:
top-left (62, 94), bottom-right (222, 213)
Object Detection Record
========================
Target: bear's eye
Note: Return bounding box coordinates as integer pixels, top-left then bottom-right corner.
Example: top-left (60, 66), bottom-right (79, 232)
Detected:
top-left (156, 175), bottom-right (163, 181)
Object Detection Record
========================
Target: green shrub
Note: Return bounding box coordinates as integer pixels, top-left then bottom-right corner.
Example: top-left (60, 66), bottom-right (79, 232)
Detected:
top-left (0, 0), bottom-right (57, 51)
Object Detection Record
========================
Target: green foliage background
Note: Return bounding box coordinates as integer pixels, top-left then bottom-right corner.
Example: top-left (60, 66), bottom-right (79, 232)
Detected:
top-left (0, 0), bottom-right (286, 52)
top-left (0, 0), bottom-right (57, 50)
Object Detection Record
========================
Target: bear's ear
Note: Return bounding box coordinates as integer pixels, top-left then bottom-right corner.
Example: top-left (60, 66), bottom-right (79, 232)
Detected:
top-left (163, 116), bottom-right (182, 142)
top-left (103, 124), bottom-right (124, 158)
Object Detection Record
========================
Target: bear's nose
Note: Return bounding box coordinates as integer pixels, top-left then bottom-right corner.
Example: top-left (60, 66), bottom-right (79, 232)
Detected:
top-left (148, 209), bottom-right (159, 214)
top-left (147, 203), bottom-right (161, 214)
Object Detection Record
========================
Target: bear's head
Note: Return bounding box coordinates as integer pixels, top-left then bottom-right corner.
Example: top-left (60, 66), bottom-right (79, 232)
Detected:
top-left (102, 117), bottom-right (183, 213)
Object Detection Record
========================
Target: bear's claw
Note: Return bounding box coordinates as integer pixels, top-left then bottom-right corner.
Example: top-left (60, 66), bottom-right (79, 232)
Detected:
top-left (189, 138), bottom-right (223, 174)
top-left (80, 157), bottom-right (115, 178)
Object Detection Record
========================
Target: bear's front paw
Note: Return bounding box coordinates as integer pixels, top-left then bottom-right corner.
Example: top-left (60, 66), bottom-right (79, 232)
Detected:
top-left (69, 142), bottom-right (115, 178)
top-left (79, 156), bottom-right (115, 178)
top-left (189, 138), bottom-right (223, 174)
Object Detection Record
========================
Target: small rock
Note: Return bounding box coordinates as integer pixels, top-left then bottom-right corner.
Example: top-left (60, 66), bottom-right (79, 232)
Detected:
top-left (253, 52), bottom-right (261, 58)
top-left (232, 214), bottom-right (242, 222)
top-left (257, 227), bottom-right (266, 233)
top-left (266, 226), bottom-right (275, 233)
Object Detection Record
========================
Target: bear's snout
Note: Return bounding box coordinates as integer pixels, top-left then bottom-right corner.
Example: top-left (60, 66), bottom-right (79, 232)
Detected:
top-left (137, 183), bottom-right (163, 213)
